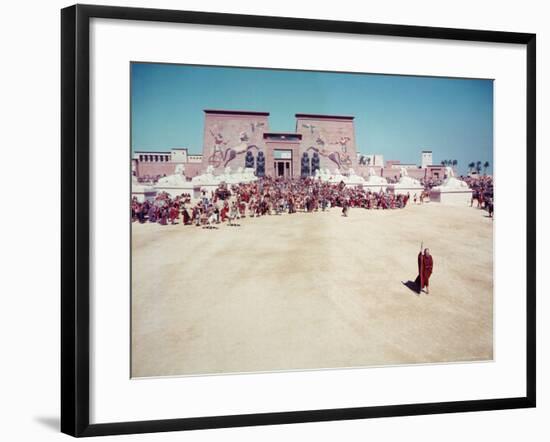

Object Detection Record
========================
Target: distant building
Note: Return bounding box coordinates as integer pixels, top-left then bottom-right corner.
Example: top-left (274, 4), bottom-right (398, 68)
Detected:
top-left (131, 111), bottom-right (453, 183)
top-left (421, 150), bottom-right (433, 169)
top-left (425, 164), bottom-right (446, 180)
top-left (132, 147), bottom-right (203, 179)
top-left (358, 153), bottom-right (384, 167)
top-left (170, 147), bottom-right (189, 163)
top-left (380, 153), bottom-right (447, 181)
top-left (386, 160), bottom-right (417, 169)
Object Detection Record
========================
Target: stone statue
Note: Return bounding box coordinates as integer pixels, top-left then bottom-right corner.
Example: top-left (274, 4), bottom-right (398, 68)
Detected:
top-left (256, 151), bottom-right (265, 177)
top-left (311, 151), bottom-right (320, 175)
top-left (445, 166), bottom-right (455, 178)
top-left (301, 152), bottom-right (311, 177)
top-left (245, 151), bottom-right (255, 169)
top-left (393, 169), bottom-right (422, 190)
top-left (435, 168), bottom-right (468, 190)
top-left (174, 163), bottom-right (185, 176)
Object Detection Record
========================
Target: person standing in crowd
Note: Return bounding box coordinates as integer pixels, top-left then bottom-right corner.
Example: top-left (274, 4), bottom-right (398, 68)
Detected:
top-left (487, 197), bottom-right (494, 218)
top-left (342, 199), bottom-right (349, 217)
top-left (181, 205), bottom-right (190, 225)
top-left (229, 201), bottom-right (239, 226)
top-left (169, 204), bottom-right (179, 225)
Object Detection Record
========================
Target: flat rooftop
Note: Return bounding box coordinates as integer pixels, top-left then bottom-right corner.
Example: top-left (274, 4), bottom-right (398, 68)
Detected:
top-left (295, 113), bottom-right (355, 120)
top-left (204, 109), bottom-right (270, 116)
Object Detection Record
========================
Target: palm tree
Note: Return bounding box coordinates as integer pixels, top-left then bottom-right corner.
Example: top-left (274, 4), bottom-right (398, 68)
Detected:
top-left (450, 160), bottom-right (457, 174)
top-left (441, 160), bottom-right (446, 166)
top-left (468, 162), bottom-right (475, 173)
top-left (476, 161), bottom-right (482, 174)
top-left (483, 161), bottom-right (490, 175)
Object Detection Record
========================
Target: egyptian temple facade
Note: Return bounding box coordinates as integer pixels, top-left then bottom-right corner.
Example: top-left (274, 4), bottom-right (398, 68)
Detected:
top-left (200, 109), bottom-right (359, 178)
top-left (132, 109), bottom-right (448, 181)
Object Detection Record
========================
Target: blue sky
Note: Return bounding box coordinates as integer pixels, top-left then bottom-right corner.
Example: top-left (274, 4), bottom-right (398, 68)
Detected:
top-left (131, 63), bottom-right (493, 174)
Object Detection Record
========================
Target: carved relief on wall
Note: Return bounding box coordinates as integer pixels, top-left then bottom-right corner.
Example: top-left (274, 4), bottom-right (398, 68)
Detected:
top-left (301, 123), bottom-right (354, 171)
top-left (206, 121), bottom-right (264, 168)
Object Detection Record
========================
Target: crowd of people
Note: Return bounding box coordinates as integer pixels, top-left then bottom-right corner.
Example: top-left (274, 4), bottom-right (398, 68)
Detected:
top-left (465, 175), bottom-right (494, 217)
top-left (131, 173), bottom-right (495, 227)
top-left (421, 174), bottom-right (494, 218)
top-left (131, 177), bottom-right (413, 227)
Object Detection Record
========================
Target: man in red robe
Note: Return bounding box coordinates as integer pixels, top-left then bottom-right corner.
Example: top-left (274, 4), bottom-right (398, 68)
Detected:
top-left (415, 248), bottom-right (434, 294)
top-left (220, 202), bottom-right (229, 222)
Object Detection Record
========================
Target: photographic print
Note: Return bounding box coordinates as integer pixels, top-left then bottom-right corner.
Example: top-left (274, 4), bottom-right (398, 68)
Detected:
top-left (130, 63), bottom-right (494, 378)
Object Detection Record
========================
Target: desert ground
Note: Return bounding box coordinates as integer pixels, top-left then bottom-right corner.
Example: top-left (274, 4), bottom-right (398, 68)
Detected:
top-left (131, 203), bottom-right (493, 377)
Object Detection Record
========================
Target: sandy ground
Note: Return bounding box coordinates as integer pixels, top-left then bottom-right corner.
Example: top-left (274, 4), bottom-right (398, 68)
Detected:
top-left (131, 203), bottom-right (493, 377)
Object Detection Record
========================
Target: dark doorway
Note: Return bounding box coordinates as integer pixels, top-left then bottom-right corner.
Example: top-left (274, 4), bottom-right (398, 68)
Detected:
top-left (274, 160), bottom-right (292, 177)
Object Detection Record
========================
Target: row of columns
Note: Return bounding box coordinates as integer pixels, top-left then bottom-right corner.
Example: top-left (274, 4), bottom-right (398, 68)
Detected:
top-left (138, 154), bottom-right (171, 162)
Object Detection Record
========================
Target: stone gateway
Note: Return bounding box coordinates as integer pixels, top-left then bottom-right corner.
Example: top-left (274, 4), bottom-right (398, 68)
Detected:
top-left (201, 110), bottom-right (359, 178)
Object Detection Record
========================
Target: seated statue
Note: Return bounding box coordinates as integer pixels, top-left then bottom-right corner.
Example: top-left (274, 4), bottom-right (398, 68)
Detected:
top-left (311, 152), bottom-right (320, 175)
top-left (245, 151), bottom-right (255, 168)
top-left (301, 152), bottom-right (311, 178)
top-left (256, 151), bottom-right (266, 177)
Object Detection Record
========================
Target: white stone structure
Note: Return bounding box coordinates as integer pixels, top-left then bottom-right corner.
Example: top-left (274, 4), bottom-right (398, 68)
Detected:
top-left (153, 165), bottom-right (257, 198)
top-left (314, 167), bottom-right (391, 192)
top-left (131, 176), bottom-right (157, 202)
top-left (390, 163), bottom-right (416, 169)
top-left (388, 167), bottom-right (424, 194)
top-left (421, 150), bottom-right (433, 169)
top-left (363, 167), bottom-right (389, 192)
top-left (170, 148), bottom-right (188, 162)
top-left (314, 168), bottom-right (365, 187)
top-left (430, 167), bottom-right (473, 205)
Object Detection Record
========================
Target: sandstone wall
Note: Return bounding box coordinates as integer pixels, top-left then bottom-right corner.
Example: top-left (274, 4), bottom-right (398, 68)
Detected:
top-left (201, 110), bottom-right (270, 174)
top-left (295, 114), bottom-right (359, 174)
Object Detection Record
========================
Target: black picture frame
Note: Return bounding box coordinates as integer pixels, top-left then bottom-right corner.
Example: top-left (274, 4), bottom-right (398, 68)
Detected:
top-left (61, 4), bottom-right (536, 437)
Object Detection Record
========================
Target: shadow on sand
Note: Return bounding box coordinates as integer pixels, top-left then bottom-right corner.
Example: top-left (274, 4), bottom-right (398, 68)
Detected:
top-left (402, 280), bottom-right (420, 295)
